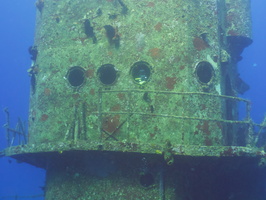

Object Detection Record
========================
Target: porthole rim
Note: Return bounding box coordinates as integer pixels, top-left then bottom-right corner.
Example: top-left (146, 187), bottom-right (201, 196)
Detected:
top-left (97, 63), bottom-right (119, 86)
top-left (194, 60), bottom-right (215, 85)
top-left (130, 61), bottom-right (152, 85)
top-left (66, 66), bottom-right (86, 89)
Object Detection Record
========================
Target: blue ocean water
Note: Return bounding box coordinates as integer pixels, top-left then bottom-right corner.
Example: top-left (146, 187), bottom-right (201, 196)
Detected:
top-left (0, 0), bottom-right (45, 198)
top-left (0, 0), bottom-right (265, 199)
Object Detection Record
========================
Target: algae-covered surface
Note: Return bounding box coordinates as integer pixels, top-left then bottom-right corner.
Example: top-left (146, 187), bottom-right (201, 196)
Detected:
top-left (29, 0), bottom-right (252, 151)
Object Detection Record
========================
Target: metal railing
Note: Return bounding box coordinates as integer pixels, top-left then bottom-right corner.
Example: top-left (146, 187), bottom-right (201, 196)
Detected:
top-left (3, 108), bottom-right (27, 147)
top-left (98, 89), bottom-right (252, 124)
top-left (3, 90), bottom-right (266, 148)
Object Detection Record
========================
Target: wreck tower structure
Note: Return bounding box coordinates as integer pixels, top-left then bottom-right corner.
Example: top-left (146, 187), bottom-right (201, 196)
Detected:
top-left (4, 0), bottom-right (266, 199)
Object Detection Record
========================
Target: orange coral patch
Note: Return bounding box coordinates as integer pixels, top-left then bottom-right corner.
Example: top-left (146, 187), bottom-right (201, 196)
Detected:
top-left (102, 115), bottom-right (120, 133)
top-left (149, 48), bottom-right (162, 59)
top-left (117, 93), bottom-right (126, 100)
top-left (193, 37), bottom-right (209, 51)
top-left (154, 22), bottom-right (162, 31)
top-left (110, 104), bottom-right (121, 111)
top-left (166, 77), bottom-right (177, 90)
top-left (44, 88), bottom-right (51, 96)
top-left (86, 69), bottom-right (94, 78)
top-left (41, 114), bottom-right (48, 121)
top-left (147, 2), bottom-right (155, 7)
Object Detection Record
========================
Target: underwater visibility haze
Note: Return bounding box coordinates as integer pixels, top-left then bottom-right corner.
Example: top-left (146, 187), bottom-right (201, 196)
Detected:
top-left (1, 0), bottom-right (266, 199)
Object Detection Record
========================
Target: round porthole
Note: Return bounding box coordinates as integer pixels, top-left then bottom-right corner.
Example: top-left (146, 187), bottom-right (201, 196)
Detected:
top-left (195, 61), bottom-right (214, 84)
top-left (97, 64), bottom-right (118, 85)
top-left (66, 66), bottom-right (85, 87)
top-left (131, 61), bottom-right (151, 85)
top-left (139, 172), bottom-right (155, 187)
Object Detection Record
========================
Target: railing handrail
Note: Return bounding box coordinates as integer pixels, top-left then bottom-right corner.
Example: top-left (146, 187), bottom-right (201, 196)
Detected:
top-left (98, 89), bottom-right (251, 103)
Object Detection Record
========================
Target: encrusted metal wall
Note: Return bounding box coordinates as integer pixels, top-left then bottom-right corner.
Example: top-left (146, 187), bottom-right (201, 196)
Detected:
top-left (29, 0), bottom-right (252, 151)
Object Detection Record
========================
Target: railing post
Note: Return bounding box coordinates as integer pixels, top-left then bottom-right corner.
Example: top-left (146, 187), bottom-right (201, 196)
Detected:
top-left (3, 108), bottom-right (11, 147)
